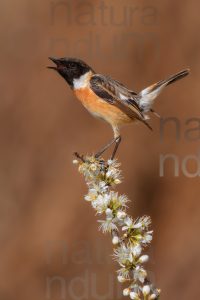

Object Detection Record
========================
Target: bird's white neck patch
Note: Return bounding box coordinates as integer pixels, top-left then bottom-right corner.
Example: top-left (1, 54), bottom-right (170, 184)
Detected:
top-left (73, 71), bottom-right (91, 90)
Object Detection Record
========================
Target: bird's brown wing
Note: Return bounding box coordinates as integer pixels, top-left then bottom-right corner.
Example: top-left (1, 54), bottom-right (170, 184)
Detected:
top-left (90, 74), bottom-right (152, 130)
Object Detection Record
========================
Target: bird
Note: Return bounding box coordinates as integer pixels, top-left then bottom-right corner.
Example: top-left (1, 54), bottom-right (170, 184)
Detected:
top-left (48, 57), bottom-right (189, 159)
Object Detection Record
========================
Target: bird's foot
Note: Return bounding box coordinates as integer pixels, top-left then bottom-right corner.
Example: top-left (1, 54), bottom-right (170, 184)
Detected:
top-left (94, 152), bottom-right (101, 159)
top-left (74, 152), bottom-right (105, 166)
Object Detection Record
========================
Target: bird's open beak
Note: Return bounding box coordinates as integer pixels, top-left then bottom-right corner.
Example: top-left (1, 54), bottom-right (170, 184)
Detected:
top-left (47, 57), bottom-right (59, 70)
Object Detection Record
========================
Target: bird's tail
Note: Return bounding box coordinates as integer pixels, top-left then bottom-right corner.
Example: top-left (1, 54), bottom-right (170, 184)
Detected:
top-left (138, 69), bottom-right (190, 114)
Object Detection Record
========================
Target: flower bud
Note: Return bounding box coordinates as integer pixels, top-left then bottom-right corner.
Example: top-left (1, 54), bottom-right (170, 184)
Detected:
top-left (143, 285), bottom-right (151, 295)
top-left (139, 255), bottom-right (149, 263)
top-left (150, 294), bottom-right (157, 299)
top-left (106, 208), bottom-right (113, 216)
top-left (114, 178), bottom-right (121, 185)
top-left (129, 291), bottom-right (138, 299)
top-left (123, 288), bottom-right (130, 296)
top-left (112, 236), bottom-right (120, 245)
top-left (72, 160), bottom-right (78, 164)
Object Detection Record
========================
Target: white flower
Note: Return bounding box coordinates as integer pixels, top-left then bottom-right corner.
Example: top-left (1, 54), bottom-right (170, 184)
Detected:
top-left (138, 255), bottom-right (149, 263)
top-left (107, 159), bottom-right (113, 165)
top-left (133, 222), bottom-right (142, 229)
top-left (104, 160), bottom-right (122, 184)
top-left (84, 189), bottom-right (98, 201)
top-left (99, 181), bottom-right (105, 188)
top-left (89, 183), bottom-right (108, 194)
top-left (98, 218), bottom-right (118, 233)
top-left (118, 267), bottom-right (130, 279)
top-left (106, 170), bottom-right (113, 178)
top-left (114, 244), bottom-right (133, 265)
top-left (130, 244), bottom-right (142, 258)
top-left (117, 211), bottom-right (127, 220)
top-left (130, 291), bottom-right (139, 299)
top-left (92, 194), bottom-right (111, 213)
top-left (117, 275), bottom-right (126, 283)
top-left (122, 217), bottom-right (134, 231)
top-left (75, 156), bottom-right (160, 299)
top-left (142, 231), bottom-right (153, 244)
top-left (107, 159), bottom-right (121, 169)
top-left (133, 266), bottom-right (147, 283)
top-left (143, 285), bottom-right (151, 295)
top-left (123, 288), bottom-right (130, 296)
top-left (106, 168), bottom-right (120, 180)
top-left (134, 216), bottom-right (151, 230)
top-left (90, 163), bottom-right (97, 171)
top-left (98, 181), bottom-right (108, 192)
top-left (118, 194), bottom-right (129, 206)
top-left (108, 192), bottom-right (128, 210)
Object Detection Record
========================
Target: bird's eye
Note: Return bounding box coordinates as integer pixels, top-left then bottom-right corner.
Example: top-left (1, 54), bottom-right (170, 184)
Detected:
top-left (68, 62), bottom-right (76, 68)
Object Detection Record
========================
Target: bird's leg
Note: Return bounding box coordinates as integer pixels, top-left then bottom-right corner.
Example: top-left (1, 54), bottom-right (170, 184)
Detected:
top-left (95, 136), bottom-right (122, 160)
top-left (111, 136), bottom-right (121, 160)
top-left (95, 137), bottom-right (117, 159)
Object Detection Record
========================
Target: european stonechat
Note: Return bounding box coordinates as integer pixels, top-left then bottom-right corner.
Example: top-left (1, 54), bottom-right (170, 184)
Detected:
top-left (48, 57), bottom-right (189, 159)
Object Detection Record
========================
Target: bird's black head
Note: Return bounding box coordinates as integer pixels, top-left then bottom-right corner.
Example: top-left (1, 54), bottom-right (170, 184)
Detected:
top-left (48, 57), bottom-right (93, 88)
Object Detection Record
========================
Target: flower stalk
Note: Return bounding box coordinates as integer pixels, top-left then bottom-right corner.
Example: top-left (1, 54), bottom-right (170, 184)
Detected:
top-left (73, 155), bottom-right (160, 300)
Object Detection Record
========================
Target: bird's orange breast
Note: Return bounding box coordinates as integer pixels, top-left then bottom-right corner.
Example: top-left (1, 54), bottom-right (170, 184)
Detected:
top-left (74, 87), bottom-right (132, 126)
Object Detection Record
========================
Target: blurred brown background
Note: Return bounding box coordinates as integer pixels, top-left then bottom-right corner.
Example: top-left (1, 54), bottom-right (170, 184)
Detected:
top-left (0, 0), bottom-right (199, 299)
